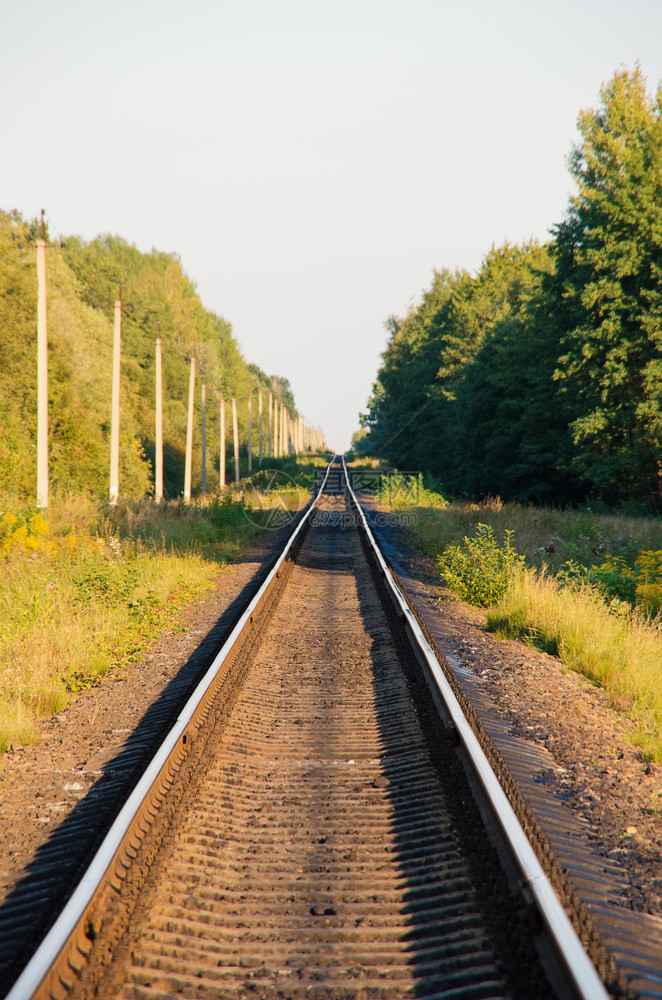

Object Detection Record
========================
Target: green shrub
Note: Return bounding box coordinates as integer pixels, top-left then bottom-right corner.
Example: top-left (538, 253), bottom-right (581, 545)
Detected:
top-left (589, 554), bottom-right (637, 605)
top-left (379, 471), bottom-right (447, 509)
top-left (437, 523), bottom-right (525, 607)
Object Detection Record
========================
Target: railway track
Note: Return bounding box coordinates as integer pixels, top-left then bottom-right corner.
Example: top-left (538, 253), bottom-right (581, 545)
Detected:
top-left (5, 458), bottom-right (614, 999)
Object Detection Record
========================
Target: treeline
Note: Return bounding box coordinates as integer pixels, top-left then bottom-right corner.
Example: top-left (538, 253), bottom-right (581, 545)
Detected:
top-left (0, 213), bottom-right (312, 499)
top-left (360, 67), bottom-right (662, 509)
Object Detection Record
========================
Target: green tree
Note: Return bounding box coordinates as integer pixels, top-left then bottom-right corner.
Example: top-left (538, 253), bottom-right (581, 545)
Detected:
top-left (362, 270), bottom-right (461, 472)
top-left (363, 245), bottom-right (566, 498)
top-left (451, 245), bottom-right (579, 502)
top-left (271, 375), bottom-right (297, 415)
top-left (0, 216), bottom-right (299, 500)
top-left (553, 66), bottom-right (662, 503)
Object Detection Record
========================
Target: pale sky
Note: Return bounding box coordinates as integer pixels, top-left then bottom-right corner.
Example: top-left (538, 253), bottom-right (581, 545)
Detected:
top-left (3, 0), bottom-right (662, 449)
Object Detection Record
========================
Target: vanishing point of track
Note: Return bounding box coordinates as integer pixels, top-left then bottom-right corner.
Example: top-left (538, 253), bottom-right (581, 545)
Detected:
top-left (5, 459), bottom-right (611, 1000)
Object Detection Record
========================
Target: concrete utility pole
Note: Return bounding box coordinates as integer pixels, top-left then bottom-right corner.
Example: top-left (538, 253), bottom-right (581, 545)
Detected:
top-left (36, 237), bottom-right (48, 509)
top-left (281, 405), bottom-right (286, 457)
top-left (232, 396), bottom-right (240, 483)
top-left (268, 392), bottom-right (273, 458)
top-left (281, 402), bottom-right (285, 458)
top-left (201, 382), bottom-right (207, 496)
top-left (220, 397), bottom-right (226, 490)
top-left (109, 286), bottom-right (122, 505)
top-left (258, 389), bottom-right (263, 466)
top-left (247, 395), bottom-right (252, 474)
top-left (273, 398), bottom-right (279, 458)
top-left (155, 338), bottom-right (163, 503)
top-left (272, 398), bottom-right (277, 458)
top-left (184, 356), bottom-right (195, 502)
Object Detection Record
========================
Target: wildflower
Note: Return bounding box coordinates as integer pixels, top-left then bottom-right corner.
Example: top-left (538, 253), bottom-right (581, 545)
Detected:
top-left (29, 514), bottom-right (50, 536)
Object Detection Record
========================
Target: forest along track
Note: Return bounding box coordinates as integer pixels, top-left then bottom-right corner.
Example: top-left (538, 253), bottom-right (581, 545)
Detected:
top-left (6, 461), bottom-right (608, 1000)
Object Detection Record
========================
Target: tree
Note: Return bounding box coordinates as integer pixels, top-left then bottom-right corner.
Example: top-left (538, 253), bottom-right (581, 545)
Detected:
top-left (553, 66), bottom-right (662, 503)
top-left (270, 375), bottom-right (297, 415)
top-left (451, 245), bottom-right (579, 502)
top-left (361, 270), bottom-right (463, 473)
top-left (363, 245), bottom-right (567, 498)
top-left (0, 216), bottom-right (294, 500)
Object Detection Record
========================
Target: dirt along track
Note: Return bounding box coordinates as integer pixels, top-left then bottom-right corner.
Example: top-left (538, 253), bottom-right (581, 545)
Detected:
top-left (91, 478), bottom-right (559, 1000)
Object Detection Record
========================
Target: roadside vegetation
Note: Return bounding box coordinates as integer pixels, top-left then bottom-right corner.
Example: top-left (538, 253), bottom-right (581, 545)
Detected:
top-left (0, 455), bottom-right (329, 753)
top-left (369, 468), bottom-right (662, 761)
top-left (0, 198), bottom-right (329, 752)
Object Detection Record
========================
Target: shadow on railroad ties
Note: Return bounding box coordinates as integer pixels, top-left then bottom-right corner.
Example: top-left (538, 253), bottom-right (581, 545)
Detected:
top-left (0, 514), bottom-right (301, 997)
top-left (354, 559), bottom-right (555, 999)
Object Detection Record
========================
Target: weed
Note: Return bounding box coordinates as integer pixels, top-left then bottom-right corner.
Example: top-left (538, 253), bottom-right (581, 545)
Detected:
top-left (0, 464), bottom-right (316, 752)
top-left (438, 524), bottom-right (525, 607)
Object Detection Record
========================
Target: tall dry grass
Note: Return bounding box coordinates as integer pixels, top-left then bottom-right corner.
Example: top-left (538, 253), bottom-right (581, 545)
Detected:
top-left (487, 569), bottom-right (662, 759)
top-left (0, 484), bottom-right (306, 751)
top-left (377, 487), bottom-right (662, 761)
top-left (404, 498), bottom-right (662, 573)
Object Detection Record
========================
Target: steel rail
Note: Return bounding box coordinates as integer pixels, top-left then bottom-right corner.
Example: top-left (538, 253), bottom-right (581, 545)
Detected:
top-left (341, 456), bottom-right (611, 1000)
top-left (6, 461), bottom-right (332, 1000)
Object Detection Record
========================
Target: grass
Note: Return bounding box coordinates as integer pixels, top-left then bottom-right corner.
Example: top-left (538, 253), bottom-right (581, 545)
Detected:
top-left (0, 458), bottom-right (323, 752)
top-left (373, 477), bottom-right (662, 761)
top-left (390, 496), bottom-right (662, 574)
top-left (486, 570), bottom-right (662, 758)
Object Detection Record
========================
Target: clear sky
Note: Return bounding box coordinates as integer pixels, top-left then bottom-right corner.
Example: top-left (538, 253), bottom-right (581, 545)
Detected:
top-left (3, 0), bottom-right (662, 450)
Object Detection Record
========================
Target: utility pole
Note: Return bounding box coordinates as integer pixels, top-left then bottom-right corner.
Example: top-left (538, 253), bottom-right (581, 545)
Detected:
top-left (273, 398), bottom-right (279, 458)
top-left (220, 397), bottom-right (226, 490)
top-left (109, 284), bottom-right (122, 505)
top-left (201, 382), bottom-right (207, 496)
top-left (280, 400), bottom-right (287, 456)
top-left (184, 356), bottom-right (195, 502)
top-left (258, 389), bottom-right (263, 466)
top-left (36, 232), bottom-right (48, 509)
top-left (247, 395), bottom-right (252, 474)
top-left (281, 401), bottom-right (285, 457)
top-left (232, 397), bottom-right (240, 483)
top-left (155, 337), bottom-right (163, 503)
top-left (268, 391), bottom-right (273, 458)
